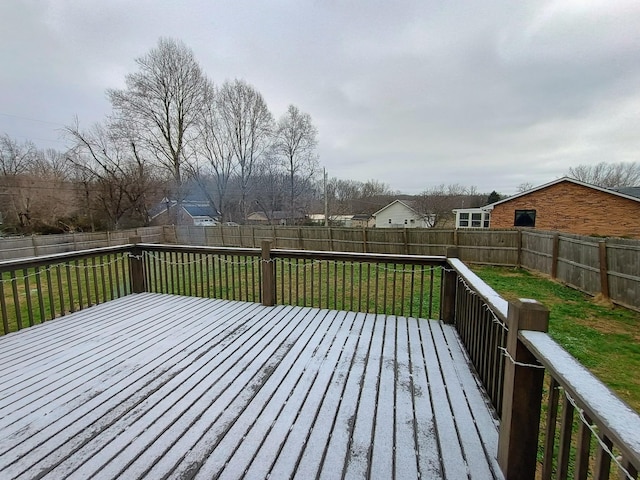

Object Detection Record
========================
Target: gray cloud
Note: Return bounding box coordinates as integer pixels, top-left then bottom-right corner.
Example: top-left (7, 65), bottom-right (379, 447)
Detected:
top-left (1, 0), bottom-right (639, 195)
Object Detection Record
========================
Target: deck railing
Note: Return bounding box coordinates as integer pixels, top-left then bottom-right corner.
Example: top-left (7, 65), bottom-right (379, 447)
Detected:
top-left (0, 245), bottom-right (132, 333)
top-left (0, 241), bottom-right (638, 480)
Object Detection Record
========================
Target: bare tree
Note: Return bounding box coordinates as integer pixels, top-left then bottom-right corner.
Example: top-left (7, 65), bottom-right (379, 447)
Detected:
top-left (415, 184), bottom-right (484, 227)
top-left (194, 84), bottom-right (235, 220)
top-left (0, 134), bottom-right (36, 176)
top-left (272, 105), bottom-right (318, 221)
top-left (0, 135), bottom-right (77, 233)
top-left (567, 161), bottom-right (640, 188)
top-left (361, 179), bottom-right (394, 198)
top-left (66, 120), bottom-right (162, 230)
top-left (31, 148), bottom-right (71, 180)
top-left (517, 182), bottom-right (534, 193)
top-left (218, 79), bottom-right (274, 220)
top-left (107, 37), bottom-right (209, 222)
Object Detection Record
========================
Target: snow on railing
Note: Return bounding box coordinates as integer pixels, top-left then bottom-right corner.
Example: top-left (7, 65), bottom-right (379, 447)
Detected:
top-left (521, 330), bottom-right (640, 480)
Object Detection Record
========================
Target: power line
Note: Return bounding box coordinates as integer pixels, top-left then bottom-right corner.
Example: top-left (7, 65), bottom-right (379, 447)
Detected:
top-left (0, 112), bottom-right (65, 127)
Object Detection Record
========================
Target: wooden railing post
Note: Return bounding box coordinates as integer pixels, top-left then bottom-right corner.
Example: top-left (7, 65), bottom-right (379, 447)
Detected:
top-left (261, 240), bottom-right (275, 306)
top-left (498, 299), bottom-right (549, 480)
top-left (441, 246), bottom-right (459, 324)
top-left (128, 236), bottom-right (145, 294)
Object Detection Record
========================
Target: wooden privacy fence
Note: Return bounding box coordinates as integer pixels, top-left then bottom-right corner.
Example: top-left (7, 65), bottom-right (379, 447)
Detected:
top-left (172, 225), bottom-right (522, 263)
top-left (521, 231), bottom-right (640, 311)
top-left (0, 226), bottom-right (166, 261)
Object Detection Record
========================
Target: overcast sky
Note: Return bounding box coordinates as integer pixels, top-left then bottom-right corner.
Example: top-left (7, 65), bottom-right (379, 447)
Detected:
top-left (1, 0), bottom-right (639, 195)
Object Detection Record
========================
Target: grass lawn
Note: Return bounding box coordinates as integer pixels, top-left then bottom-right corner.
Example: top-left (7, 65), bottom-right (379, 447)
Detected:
top-left (471, 265), bottom-right (640, 413)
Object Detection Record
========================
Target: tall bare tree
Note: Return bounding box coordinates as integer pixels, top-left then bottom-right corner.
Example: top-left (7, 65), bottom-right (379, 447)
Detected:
top-left (567, 161), bottom-right (640, 188)
top-left (272, 105), bottom-right (318, 221)
top-left (107, 37), bottom-right (209, 222)
top-left (195, 84), bottom-right (235, 220)
top-left (218, 79), bottom-right (273, 220)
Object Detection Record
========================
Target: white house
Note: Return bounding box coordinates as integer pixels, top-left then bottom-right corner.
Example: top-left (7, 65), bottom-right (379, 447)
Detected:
top-left (373, 200), bottom-right (434, 228)
top-left (452, 208), bottom-right (490, 229)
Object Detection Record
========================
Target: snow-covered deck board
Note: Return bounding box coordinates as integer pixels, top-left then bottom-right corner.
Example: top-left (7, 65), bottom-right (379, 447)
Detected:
top-left (0, 293), bottom-right (502, 479)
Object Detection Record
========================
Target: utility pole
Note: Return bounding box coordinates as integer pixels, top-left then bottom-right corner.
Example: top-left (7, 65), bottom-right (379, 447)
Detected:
top-left (323, 168), bottom-right (329, 227)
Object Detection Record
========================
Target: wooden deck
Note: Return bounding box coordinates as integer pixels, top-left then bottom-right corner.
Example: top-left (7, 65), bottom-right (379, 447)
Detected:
top-left (0, 293), bottom-right (503, 480)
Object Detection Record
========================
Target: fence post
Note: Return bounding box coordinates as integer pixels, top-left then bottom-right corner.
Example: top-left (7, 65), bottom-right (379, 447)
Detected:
top-left (498, 298), bottom-right (549, 480)
top-left (32, 235), bottom-right (39, 257)
top-left (551, 233), bottom-right (559, 279)
top-left (362, 228), bottom-right (368, 253)
top-left (128, 236), bottom-right (145, 294)
top-left (261, 240), bottom-right (275, 306)
top-left (403, 228), bottom-right (409, 254)
top-left (440, 246), bottom-right (459, 324)
top-left (598, 240), bottom-right (609, 300)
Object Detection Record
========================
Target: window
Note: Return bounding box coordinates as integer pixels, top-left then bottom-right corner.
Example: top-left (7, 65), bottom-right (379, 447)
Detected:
top-left (471, 213), bottom-right (482, 227)
top-left (404, 219), bottom-right (408, 225)
top-left (459, 212), bottom-right (469, 227)
top-left (388, 218), bottom-right (392, 224)
top-left (514, 210), bottom-right (536, 227)
top-left (483, 216), bottom-right (490, 228)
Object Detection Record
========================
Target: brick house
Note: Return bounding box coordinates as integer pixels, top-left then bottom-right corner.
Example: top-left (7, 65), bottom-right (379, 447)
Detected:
top-left (484, 177), bottom-right (640, 238)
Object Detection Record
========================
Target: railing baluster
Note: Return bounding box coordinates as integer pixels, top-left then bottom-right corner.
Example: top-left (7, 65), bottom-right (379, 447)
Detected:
top-left (167, 252), bottom-right (174, 294)
top-left (310, 260), bottom-right (314, 307)
top-left (326, 260), bottom-right (330, 309)
top-left (46, 267), bottom-right (55, 319)
top-left (35, 266), bottom-right (45, 323)
top-left (374, 264), bottom-right (379, 313)
top-left (542, 377), bottom-right (560, 480)
top-left (99, 256), bottom-right (107, 301)
top-left (23, 268), bottom-right (34, 326)
top-left (243, 255), bottom-right (249, 302)
top-left (113, 255), bottom-right (122, 298)
top-left (292, 258), bottom-right (298, 305)
top-left (619, 458), bottom-right (638, 480)
top-left (205, 254), bottom-right (211, 298)
top-left (66, 263), bottom-right (75, 313)
top-left (0, 277), bottom-right (9, 334)
top-left (83, 258), bottom-right (91, 307)
top-left (593, 435), bottom-right (613, 480)
top-left (224, 254), bottom-right (230, 300)
top-left (56, 265), bottom-right (65, 315)
top-left (75, 260), bottom-right (84, 310)
top-left (216, 254), bottom-right (223, 299)
top-left (107, 255), bottom-right (115, 301)
top-left (11, 271), bottom-right (22, 329)
top-left (556, 393), bottom-right (575, 480)
top-left (91, 257), bottom-right (99, 304)
top-left (574, 413), bottom-right (592, 480)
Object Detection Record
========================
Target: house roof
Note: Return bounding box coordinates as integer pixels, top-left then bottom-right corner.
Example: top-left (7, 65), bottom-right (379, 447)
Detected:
top-left (351, 213), bottom-right (373, 220)
top-left (482, 177), bottom-right (640, 210)
top-left (148, 199), bottom-right (221, 220)
top-left (372, 199), bottom-right (423, 217)
top-left (183, 204), bottom-right (219, 219)
top-left (247, 211), bottom-right (306, 221)
top-left (610, 186), bottom-right (640, 199)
